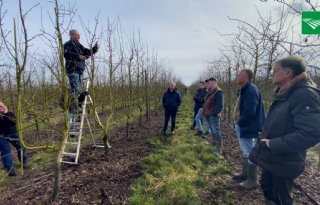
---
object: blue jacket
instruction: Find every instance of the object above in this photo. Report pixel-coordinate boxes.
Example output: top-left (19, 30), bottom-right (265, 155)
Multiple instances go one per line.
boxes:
top-left (162, 89), bottom-right (182, 111)
top-left (237, 82), bottom-right (265, 138)
top-left (193, 88), bottom-right (207, 109)
top-left (64, 40), bottom-right (98, 74)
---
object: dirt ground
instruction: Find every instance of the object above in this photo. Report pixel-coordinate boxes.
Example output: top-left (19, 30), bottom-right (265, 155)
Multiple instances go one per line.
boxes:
top-left (0, 111), bottom-right (319, 205)
top-left (0, 110), bottom-right (163, 205)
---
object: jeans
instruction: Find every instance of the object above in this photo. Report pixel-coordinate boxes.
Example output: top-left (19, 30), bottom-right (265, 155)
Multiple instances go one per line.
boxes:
top-left (235, 124), bottom-right (255, 164)
top-left (67, 72), bottom-right (82, 96)
top-left (195, 108), bottom-right (208, 133)
top-left (68, 72), bottom-right (82, 115)
top-left (163, 109), bottom-right (177, 132)
top-left (261, 169), bottom-right (294, 205)
top-left (0, 134), bottom-right (27, 172)
top-left (206, 115), bottom-right (222, 141)
top-left (192, 106), bottom-right (200, 128)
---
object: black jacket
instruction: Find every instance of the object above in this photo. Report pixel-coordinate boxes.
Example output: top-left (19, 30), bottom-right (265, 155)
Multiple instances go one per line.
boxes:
top-left (237, 82), bottom-right (265, 138)
top-left (0, 111), bottom-right (18, 137)
top-left (250, 74), bottom-right (320, 178)
top-left (64, 40), bottom-right (98, 74)
top-left (193, 88), bottom-right (207, 109)
top-left (162, 89), bottom-right (182, 111)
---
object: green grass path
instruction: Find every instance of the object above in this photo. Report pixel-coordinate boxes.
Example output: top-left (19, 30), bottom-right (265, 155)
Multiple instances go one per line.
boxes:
top-left (129, 93), bottom-right (235, 205)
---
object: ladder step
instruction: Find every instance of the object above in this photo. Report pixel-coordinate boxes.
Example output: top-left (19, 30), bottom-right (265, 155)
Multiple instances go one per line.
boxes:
top-left (69, 132), bottom-right (80, 136)
top-left (62, 152), bottom-right (77, 158)
top-left (61, 161), bottom-right (78, 165)
top-left (69, 120), bottom-right (81, 124)
top-left (69, 122), bottom-right (81, 126)
top-left (66, 142), bottom-right (78, 145)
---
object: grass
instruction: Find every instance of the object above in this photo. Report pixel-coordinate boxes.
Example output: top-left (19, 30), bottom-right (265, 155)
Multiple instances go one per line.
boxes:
top-left (128, 93), bottom-right (234, 205)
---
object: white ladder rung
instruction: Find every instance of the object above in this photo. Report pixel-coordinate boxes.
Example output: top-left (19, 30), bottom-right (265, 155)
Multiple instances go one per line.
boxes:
top-left (66, 142), bottom-right (78, 145)
top-left (61, 161), bottom-right (78, 165)
top-left (62, 152), bottom-right (77, 158)
top-left (69, 122), bottom-right (81, 126)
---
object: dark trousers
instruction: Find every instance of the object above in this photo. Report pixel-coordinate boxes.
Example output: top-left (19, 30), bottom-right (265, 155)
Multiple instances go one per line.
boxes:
top-left (261, 169), bottom-right (294, 205)
top-left (192, 106), bottom-right (200, 128)
top-left (163, 109), bottom-right (177, 132)
top-left (0, 134), bottom-right (28, 172)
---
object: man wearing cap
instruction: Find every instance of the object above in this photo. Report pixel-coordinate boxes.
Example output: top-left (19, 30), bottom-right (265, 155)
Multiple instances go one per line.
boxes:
top-left (202, 77), bottom-right (224, 154)
top-left (249, 56), bottom-right (320, 205)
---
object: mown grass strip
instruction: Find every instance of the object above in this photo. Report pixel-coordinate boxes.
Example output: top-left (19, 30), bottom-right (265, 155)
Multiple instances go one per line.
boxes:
top-left (129, 93), bottom-right (234, 205)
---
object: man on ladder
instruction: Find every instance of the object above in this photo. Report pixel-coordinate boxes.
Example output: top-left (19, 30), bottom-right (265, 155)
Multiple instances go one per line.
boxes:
top-left (61, 29), bottom-right (102, 164)
top-left (64, 29), bottom-right (99, 118)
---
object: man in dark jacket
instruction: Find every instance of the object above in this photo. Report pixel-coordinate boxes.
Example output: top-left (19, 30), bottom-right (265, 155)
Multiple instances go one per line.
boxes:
top-left (162, 81), bottom-right (182, 136)
top-left (233, 69), bottom-right (265, 190)
top-left (250, 56), bottom-right (320, 205)
top-left (0, 101), bottom-right (27, 176)
top-left (202, 77), bottom-right (224, 155)
top-left (194, 80), bottom-right (209, 136)
top-left (64, 29), bottom-right (99, 97)
top-left (191, 82), bottom-right (206, 130)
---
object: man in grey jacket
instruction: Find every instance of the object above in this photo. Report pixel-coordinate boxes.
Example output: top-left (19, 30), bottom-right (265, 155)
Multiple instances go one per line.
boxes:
top-left (250, 56), bottom-right (320, 205)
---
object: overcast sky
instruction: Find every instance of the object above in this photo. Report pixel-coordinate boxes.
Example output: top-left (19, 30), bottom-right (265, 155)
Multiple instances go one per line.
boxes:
top-left (3, 0), bottom-right (286, 85)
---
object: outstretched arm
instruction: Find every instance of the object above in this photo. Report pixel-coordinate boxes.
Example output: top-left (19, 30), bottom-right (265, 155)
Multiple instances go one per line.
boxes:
top-left (82, 43), bottom-right (99, 56)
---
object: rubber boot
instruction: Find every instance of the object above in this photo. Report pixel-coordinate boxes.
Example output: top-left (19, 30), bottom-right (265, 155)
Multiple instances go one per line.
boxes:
top-left (264, 198), bottom-right (277, 205)
top-left (233, 157), bottom-right (248, 181)
top-left (69, 93), bottom-right (79, 114)
top-left (239, 164), bottom-right (258, 190)
top-left (213, 139), bottom-right (222, 155)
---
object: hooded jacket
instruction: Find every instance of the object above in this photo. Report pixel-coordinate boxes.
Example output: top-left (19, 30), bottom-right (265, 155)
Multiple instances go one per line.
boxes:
top-left (250, 73), bottom-right (320, 178)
